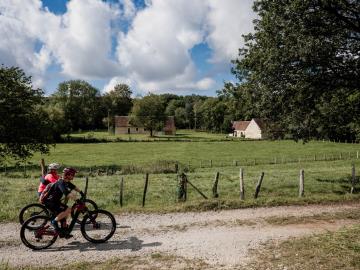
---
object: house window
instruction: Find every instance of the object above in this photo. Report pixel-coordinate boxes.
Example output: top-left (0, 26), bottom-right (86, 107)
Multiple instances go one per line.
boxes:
top-left (128, 128), bottom-right (130, 134)
top-left (136, 128), bottom-right (138, 132)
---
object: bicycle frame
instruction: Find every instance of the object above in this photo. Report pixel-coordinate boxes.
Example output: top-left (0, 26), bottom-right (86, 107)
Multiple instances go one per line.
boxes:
top-left (35, 177), bottom-right (98, 238)
top-left (34, 200), bottom-right (89, 237)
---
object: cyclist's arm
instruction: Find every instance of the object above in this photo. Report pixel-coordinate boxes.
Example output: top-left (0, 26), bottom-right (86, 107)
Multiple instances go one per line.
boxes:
top-left (66, 182), bottom-right (84, 198)
top-left (39, 177), bottom-right (50, 185)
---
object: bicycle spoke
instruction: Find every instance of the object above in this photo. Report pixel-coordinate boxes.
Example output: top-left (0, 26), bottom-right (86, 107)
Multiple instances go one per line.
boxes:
top-left (81, 210), bottom-right (116, 243)
top-left (20, 216), bottom-right (57, 250)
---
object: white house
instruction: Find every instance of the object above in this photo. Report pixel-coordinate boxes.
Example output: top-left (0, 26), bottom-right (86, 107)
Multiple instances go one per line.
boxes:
top-left (232, 118), bottom-right (265, 139)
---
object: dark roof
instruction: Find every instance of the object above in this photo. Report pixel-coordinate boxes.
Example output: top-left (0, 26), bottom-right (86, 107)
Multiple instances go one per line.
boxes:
top-left (232, 121), bottom-right (250, 131)
top-left (115, 116), bottom-right (130, 127)
top-left (252, 118), bottom-right (265, 129)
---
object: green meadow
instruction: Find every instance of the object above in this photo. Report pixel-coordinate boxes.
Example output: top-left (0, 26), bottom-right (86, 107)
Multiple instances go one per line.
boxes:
top-left (1, 132), bottom-right (359, 221)
top-left (26, 138), bottom-right (359, 169)
top-left (1, 158), bottom-right (359, 222)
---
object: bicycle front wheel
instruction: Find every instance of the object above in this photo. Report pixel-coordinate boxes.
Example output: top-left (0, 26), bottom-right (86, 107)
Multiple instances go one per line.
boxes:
top-left (81, 209), bottom-right (116, 243)
top-left (20, 215), bottom-right (58, 250)
top-left (19, 203), bottom-right (49, 226)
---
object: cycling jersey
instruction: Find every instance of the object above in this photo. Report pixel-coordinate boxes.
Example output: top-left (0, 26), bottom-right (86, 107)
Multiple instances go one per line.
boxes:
top-left (37, 172), bottom-right (60, 193)
top-left (43, 179), bottom-right (76, 204)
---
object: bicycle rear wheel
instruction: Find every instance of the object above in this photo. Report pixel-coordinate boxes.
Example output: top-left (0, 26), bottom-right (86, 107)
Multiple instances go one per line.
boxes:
top-left (81, 209), bottom-right (116, 243)
top-left (20, 215), bottom-right (58, 250)
top-left (19, 203), bottom-right (49, 226)
top-left (72, 199), bottom-right (98, 224)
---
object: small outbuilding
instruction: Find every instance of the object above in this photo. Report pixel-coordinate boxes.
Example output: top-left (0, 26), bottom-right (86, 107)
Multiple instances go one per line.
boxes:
top-left (232, 118), bottom-right (265, 139)
top-left (114, 116), bottom-right (146, 134)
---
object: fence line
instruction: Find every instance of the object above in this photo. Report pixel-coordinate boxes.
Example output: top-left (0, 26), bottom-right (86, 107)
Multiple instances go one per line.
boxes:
top-left (1, 151), bottom-right (359, 178)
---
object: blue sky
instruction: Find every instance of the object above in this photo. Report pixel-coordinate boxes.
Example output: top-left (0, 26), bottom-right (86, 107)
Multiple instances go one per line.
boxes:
top-left (0, 0), bottom-right (255, 96)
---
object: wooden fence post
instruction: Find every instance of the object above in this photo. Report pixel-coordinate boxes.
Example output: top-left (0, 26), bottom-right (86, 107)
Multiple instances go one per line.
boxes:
top-left (142, 173), bottom-right (149, 207)
top-left (84, 176), bottom-right (89, 196)
top-left (299, 169), bottom-right (304, 197)
top-left (239, 168), bottom-right (245, 200)
top-left (177, 173), bottom-right (187, 202)
top-left (212, 172), bottom-right (220, 198)
top-left (40, 159), bottom-right (46, 177)
top-left (351, 164), bottom-right (356, 194)
top-left (119, 177), bottom-right (124, 207)
top-left (254, 172), bottom-right (265, 199)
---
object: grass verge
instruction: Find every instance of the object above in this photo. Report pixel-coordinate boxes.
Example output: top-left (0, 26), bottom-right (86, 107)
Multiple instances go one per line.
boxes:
top-left (246, 225), bottom-right (360, 270)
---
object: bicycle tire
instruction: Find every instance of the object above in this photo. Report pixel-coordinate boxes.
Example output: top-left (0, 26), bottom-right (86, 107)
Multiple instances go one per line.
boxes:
top-left (20, 215), bottom-right (58, 250)
top-left (19, 203), bottom-right (49, 225)
top-left (72, 199), bottom-right (98, 224)
top-left (81, 209), bottom-right (116, 243)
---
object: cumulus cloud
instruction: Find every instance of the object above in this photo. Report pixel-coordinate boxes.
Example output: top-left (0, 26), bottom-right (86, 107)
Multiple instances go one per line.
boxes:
top-left (206, 0), bottom-right (255, 64)
top-left (0, 0), bottom-right (256, 93)
top-left (0, 0), bottom-right (58, 87)
top-left (114, 0), bottom-right (255, 93)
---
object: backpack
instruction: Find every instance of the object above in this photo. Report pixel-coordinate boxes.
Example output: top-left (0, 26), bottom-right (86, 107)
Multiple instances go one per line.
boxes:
top-left (39, 182), bottom-right (55, 204)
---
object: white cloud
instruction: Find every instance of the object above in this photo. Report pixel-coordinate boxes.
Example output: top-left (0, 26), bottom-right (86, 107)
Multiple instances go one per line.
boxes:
top-left (102, 76), bottom-right (134, 93)
top-left (50, 0), bottom-right (120, 78)
top-left (114, 0), bottom-right (255, 93)
top-left (0, 0), bottom-right (256, 94)
top-left (206, 0), bottom-right (255, 64)
top-left (0, 0), bottom-right (58, 87)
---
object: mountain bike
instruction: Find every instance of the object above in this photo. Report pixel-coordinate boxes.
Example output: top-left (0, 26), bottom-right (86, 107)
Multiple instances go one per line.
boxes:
top-left (19, 199), bottom-right (98, 225)
top-left (19, 177), bottom-right (97, 225)
top-left (20, 196), bottom-right (116, 250)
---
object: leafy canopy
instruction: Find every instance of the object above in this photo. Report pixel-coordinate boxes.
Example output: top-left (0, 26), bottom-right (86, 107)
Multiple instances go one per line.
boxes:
top-left (0, 66), bottom-right (53, 162)
top-left (229, 0), bottom-right (360, 141)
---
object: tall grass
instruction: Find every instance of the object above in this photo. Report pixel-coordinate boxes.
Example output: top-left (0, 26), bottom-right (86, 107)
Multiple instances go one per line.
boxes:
top-left (2, 159), bottom-right (359, 222)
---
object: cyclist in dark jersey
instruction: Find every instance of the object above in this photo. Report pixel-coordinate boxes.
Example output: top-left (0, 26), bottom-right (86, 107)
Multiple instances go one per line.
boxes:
top-left (43, 167), bottom-right (84, 237)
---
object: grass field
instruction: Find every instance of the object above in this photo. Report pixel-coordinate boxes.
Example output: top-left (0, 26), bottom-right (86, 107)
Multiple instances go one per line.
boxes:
top-left (1, 134), bottom-right (359, 221)
top-left (0, 138), bottom-right (357, 174)
top-left (68, 129), bottom-right (228, 141)
top-left (1, 159), bottom-right (359, 222)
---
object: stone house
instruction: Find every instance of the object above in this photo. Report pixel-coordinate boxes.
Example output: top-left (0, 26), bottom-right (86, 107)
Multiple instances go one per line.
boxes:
top-left (114, 116), bottom-right (146, 134)
top-left (232, 118), bottom-right (265, 139)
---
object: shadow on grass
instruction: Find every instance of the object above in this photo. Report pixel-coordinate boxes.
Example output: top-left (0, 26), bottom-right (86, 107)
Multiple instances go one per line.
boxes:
top-left (41, 236), bottom-right (161, 253)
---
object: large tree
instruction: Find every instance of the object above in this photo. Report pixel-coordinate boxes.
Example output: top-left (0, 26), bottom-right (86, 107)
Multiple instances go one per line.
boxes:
top-left (103, 83), bottom-right (133, 116)
top-left (231, 0), bottom-right (360, 141)
top-left (130, 94), bottom-right (166, 136)
top-left (0, 66), bottom-right (53, 162)
top-left (51, 80), bottom-right (102, 132)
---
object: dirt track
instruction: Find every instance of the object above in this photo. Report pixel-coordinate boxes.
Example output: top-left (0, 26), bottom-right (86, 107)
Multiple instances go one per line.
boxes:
top-left (1, 202), bottom-right (359, 268)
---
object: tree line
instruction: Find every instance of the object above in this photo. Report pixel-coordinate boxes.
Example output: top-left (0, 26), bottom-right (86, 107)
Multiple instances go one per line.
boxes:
top-left (1, 0), bottom-right (359, 163)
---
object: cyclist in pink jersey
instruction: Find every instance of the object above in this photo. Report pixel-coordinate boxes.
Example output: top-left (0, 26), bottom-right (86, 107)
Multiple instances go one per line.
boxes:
top-left (37, 163), bottom-right (61, 197)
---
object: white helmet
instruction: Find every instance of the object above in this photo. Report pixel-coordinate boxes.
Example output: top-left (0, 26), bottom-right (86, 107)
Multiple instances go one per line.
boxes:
top-left (48, 163), bottom-right (61, 170)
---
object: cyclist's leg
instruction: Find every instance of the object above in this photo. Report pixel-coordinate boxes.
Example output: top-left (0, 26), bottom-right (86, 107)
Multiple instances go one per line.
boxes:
top-left (45, 202), bottom-right (68, 233)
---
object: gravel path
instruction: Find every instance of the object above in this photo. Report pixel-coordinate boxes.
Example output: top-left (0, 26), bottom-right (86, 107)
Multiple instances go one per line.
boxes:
top-left (1, 202), bottom-right (359, 268)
